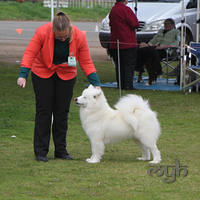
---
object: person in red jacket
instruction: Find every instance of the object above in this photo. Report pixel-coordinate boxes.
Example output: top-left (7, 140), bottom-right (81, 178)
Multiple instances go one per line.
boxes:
top-left (17, 12), bottom-right (101, 162)
top-left (109, 0), bottom-right (139, 90)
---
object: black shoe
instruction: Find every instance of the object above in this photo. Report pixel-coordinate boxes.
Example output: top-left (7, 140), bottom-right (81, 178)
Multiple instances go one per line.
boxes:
top-left (174, 81), bottom-right (180, 85)
top-left (55, 154), bottom-right (73, 160)
top-left (36, 156), bottom-right (48, 162)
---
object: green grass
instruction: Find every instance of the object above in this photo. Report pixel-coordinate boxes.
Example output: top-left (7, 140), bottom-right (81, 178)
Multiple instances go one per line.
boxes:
top-left (0, 2), bottom-right (110, 21)
top-left (0, 61), bottom-right (200, 200)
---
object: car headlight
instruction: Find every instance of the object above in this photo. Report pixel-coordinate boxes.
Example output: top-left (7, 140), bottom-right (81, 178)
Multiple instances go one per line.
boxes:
top-left (142, 20), bottom-right (165, 32)
top-left (101, 18), bottom-right (110, 32)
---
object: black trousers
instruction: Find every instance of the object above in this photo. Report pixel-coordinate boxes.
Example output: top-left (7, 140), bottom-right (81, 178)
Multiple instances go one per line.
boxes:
top-left (31, 72), bottom-right (76, 157)
top-left (136, 47), bottom-right (163, 76)
top-left (110, 48), bottom-right (137, 89)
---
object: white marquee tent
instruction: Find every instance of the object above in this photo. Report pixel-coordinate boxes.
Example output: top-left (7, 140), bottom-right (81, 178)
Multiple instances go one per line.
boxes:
top-left (49, 0), bottom-right (200, 92)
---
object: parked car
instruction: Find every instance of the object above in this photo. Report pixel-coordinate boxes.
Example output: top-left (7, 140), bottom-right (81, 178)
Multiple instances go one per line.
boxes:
top-left (99, 0), bottom-right (197, 51)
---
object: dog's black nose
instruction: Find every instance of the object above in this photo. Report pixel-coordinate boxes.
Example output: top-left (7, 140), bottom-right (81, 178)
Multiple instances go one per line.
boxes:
top-left (74, 98), bottom-right (77, 102)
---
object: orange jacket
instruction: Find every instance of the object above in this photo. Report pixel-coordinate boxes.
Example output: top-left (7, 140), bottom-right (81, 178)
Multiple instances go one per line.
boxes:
top-left (21, 23), bottom-right (96, 80)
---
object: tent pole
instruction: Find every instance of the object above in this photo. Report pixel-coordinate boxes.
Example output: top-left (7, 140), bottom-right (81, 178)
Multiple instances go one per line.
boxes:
top-left (180, 0), bottom-right (185, 91)
top-left (196, 0), bottom-right (200, 42)
top-left (134, 0), bottom-right (138, 17)
top-left (51, 0), bottom-right (54, 21)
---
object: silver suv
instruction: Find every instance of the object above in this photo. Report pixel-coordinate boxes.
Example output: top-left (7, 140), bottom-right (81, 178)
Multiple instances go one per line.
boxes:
top-left (99, 0), bottom-right (197, 50)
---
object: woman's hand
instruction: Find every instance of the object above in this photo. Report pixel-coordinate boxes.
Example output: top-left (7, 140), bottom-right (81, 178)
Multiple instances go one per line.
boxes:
top-left (17, 77), bottom-right (26, 88)
top-left (156, 45), bottom-right (172, 49)
top-left (139, 42), bottom-right (148, 48)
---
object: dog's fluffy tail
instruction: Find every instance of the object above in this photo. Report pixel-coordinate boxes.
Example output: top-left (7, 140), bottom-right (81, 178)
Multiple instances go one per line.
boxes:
top-left (114, 94), bottom-right (152, 131)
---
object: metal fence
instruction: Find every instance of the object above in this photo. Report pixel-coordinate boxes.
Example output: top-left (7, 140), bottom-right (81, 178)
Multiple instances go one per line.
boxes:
top-left (43, 0), bottom-right (115, 8)
top-left (68, 0), bottom-right (115, 8)
top-left (0, 0), bottom-right (115, 7)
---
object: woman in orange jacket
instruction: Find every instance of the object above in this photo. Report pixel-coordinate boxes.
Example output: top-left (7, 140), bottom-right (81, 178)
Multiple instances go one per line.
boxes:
top-left (17, 12), bottom-right (101, 162)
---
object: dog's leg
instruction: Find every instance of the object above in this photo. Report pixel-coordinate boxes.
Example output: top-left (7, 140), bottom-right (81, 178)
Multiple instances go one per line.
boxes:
top-left (135, 140), bottom-right (151, 161)
top-left (86, 140), bottom-right (105, 163)
top-left (137, 147), bottom-right (151, 161)
top-left (148, 144), bottom-right (161, 164)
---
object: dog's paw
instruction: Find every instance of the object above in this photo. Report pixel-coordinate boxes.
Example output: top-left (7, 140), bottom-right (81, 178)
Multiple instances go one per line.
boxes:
top-left (86, 158), bottom-right (100, 164)
top-left (149, 159), bottom-right (161, 164)
top-left (137, 157), bottom-right (150, 161)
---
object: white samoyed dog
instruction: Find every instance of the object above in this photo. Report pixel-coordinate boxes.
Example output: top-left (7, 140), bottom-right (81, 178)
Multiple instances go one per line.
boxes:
top-left (74, 85), bottom-right (161, 164)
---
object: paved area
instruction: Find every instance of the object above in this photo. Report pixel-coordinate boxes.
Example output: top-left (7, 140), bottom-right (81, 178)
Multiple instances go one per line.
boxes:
top-left (0, 21), bottom-right (108, 63)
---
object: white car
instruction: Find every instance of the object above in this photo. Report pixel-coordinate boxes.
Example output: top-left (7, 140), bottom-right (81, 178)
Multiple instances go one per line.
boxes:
top-left (99, 0), bottom-right (197, 50)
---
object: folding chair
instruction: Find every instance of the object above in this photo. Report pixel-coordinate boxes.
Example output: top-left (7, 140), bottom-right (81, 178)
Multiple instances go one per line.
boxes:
top-left (184, 42), bottom-right (200, 92)
top-left (161, 46), bottom-right (180, 84)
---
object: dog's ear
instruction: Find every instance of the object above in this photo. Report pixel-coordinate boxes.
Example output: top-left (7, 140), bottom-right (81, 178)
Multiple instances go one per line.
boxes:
top-left (94, 90), bottom-right (102, 99)
top-left (88, 84), bottom-right (94, 89)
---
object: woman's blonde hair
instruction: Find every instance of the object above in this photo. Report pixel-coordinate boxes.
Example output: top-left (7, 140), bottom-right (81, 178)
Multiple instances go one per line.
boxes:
top-left (53, 11), bottom-right (73, 42)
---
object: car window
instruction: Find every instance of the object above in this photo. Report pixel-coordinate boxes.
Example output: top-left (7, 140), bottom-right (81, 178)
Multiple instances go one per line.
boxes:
top-left (137, 0), bottom-right (180, 2)
top-left (186, 0), bottom-right (197, 9)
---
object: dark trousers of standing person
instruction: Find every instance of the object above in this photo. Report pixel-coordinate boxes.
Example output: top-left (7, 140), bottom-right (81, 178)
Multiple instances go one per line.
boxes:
top-left (31, 72), bottom-right (76, 158)
top-left (110, 48), bottom-right (137, 90)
